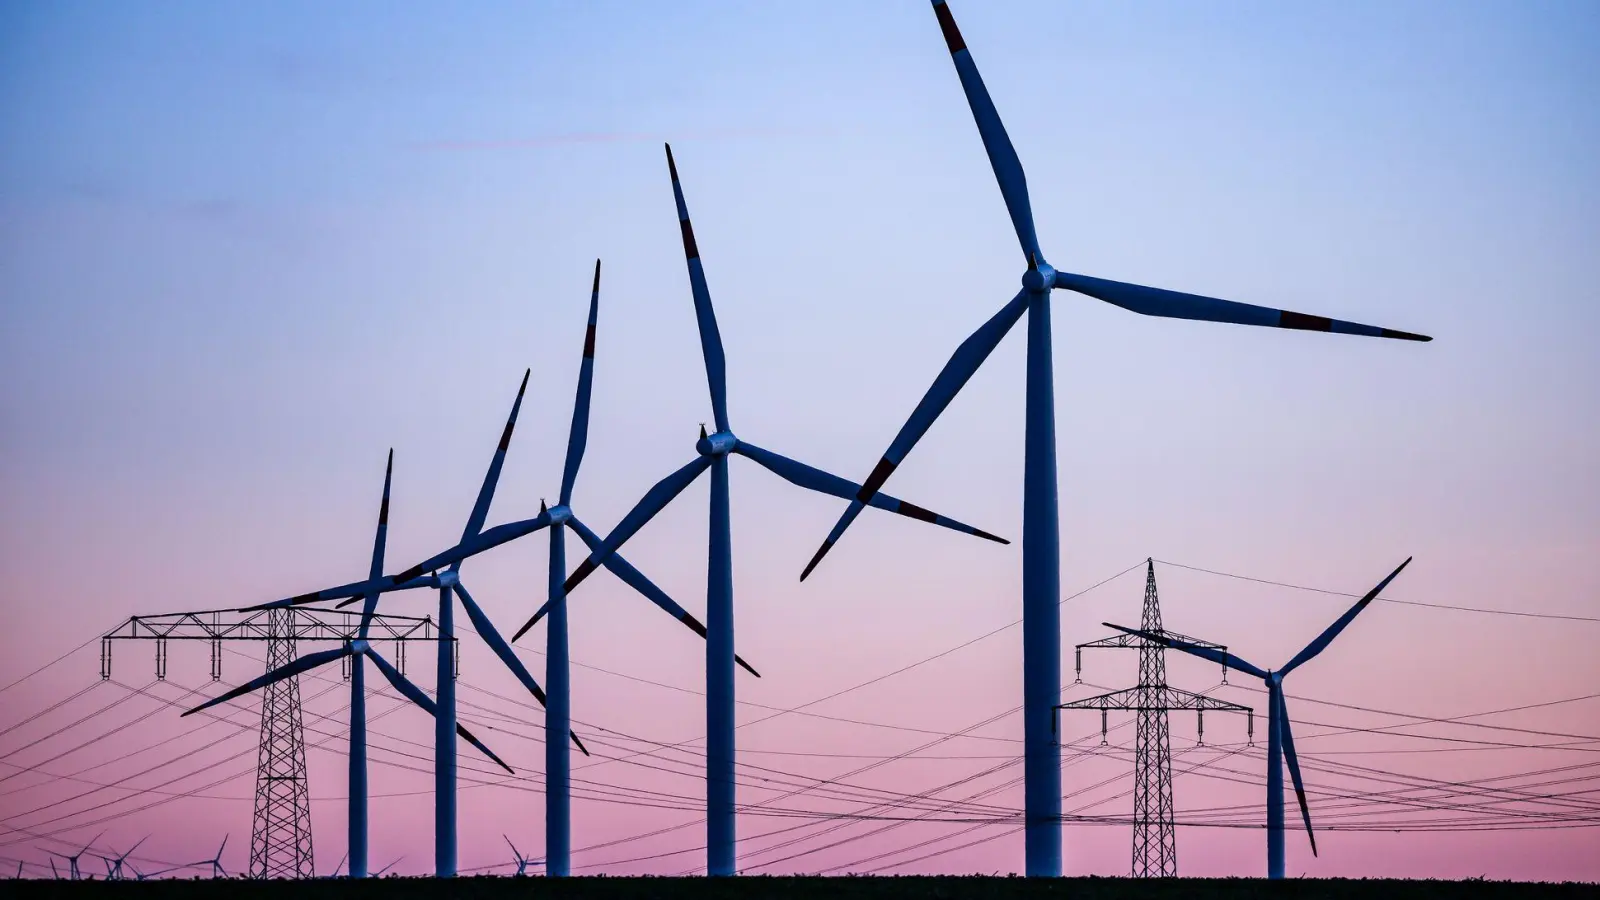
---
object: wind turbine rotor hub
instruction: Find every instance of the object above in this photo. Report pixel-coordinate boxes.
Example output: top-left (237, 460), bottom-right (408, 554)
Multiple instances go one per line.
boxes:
top-left (436, 570), bottom-right (460, 588)
top-left (546, 504), bottom-right (573, 525)
top-left (697, 430), bottom-right (739, 457)
top-left (1021, 261), bottom-right (1057, 293)
top-left (350, 638), bottom-right (369, 654)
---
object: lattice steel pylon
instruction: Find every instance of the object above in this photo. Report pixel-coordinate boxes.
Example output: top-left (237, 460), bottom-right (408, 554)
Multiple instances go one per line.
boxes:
top-left (102, 604), bottom-right (441, 880)
top-left (250, 605), bottom-right (315, 879)
top-left (1059, 559), bottom-right (1252, 878)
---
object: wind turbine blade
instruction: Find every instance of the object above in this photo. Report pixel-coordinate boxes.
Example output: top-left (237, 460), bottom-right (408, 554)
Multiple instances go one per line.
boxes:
top-left (1281, 557), bottom-right (1411, 676)
top-left (1277, 692), bottom-right (1317, 856)
top-left (560, 260), bottom-right (601, 506)
top-left (504, 835), bottom-right (519, 858)
top-left (182, 646), bottom-right (350, 716)
top-left (1053, 271), bottom-right (1431, 342)
top-left (359, 450), bottom-right (396, 639)
top-left (803, 290), bottom-right (1028, 580)
top-left (459, 369), bottom-right (532, 548)
top-left (364, 646), bottom-right (515, 773)
top-left (389, 511), bottom-right (556, 586)
top-left (243, 576), bottom-right (392, 611)
top-left (454, 583), bottom-right (589, 754)
top-left (1102, 623), bottom-right (1269, 680)
top-left (369, 449), bottom-right (393, 582)
top-left (736, 441), bottom-right (1008, 547)
top-left (665, 144), bottom-right (729, 432)
top-left (451, 583), bottom-right (547, 707)
top-left (332, 574), bottom-right (436, 609)
top-left (566, 517), bottom-right (760, 677)
top-left (556, 455), bottom-right (712, 599)
top-left (929, 1), bottom-right (1039, 261)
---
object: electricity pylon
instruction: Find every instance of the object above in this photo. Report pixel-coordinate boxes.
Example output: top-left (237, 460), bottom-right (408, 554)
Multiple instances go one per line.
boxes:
top-left (250, 605), bottom-right (315, 878)
top-left (1059, 559), bottom-right (1252, 877)
top-left (102, 605), bottom-right (445, 878)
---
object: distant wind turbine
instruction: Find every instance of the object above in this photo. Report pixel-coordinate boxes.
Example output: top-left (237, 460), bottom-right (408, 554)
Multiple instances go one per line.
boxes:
top-left (504, 835), bottom-right (536, 877)
top-left (99, 835), bottom-right (148, 880)
top-left (54, 832), bottom-right (103, 880)
top-left (189, 835), bottom-right (229, 879)
top-left (804, 1), bottom-right (1432, 877)
top-left (1107, 558), bottom-right (1413, 878)
top-left (546, 144), bottom-right (1008, 876)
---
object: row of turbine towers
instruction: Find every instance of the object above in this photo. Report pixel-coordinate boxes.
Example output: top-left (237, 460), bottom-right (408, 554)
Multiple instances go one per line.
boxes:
top-left (182, 0), bottom-right (1429, 880)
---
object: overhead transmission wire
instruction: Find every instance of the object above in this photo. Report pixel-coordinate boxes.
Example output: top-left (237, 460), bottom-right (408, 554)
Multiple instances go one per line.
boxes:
top-left (1154, 558), bottom-right (1600, 623)
top-left (8, 555), bottom-right (1596, 872)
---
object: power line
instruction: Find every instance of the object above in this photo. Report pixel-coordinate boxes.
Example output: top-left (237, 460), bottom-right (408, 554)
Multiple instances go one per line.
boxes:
top-left (1154, 559), bottom-right (1600, 623)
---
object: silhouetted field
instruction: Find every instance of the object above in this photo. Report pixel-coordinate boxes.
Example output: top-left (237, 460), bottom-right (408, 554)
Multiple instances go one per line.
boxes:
top-left (12, 876), bottom-right (1597, 899)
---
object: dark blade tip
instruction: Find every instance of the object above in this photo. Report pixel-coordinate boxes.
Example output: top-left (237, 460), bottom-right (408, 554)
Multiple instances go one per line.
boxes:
top-left (800, 540), bottom-right (833, 582)
top-left (1382, 328), bottom-right (1432, 342)
top-left (179, 708), bottom-right (199, 718)
top-left (976, 530), bottom-right (1011, 545)
top-left (335, 596), bottom-right (360, 609)
top-left (933, 1), bottom-right (966, 54)
top-left (679, 612), bottom-right (710, 639)
top-left (519, 368), bottom-right (531, 392)
top-left (735, 655), bottom-right (762, 678)
top-left (592, 258), bottom-right (601, 293)
top-left (572, 733), bottom-right (591, 757)
top-left (510, 620), bottom-right (535, 643)
top-left (679, 217), bottom-right (700, 260)
top-left (859, 457), bottom-right (898, 501)
top-left (1279, 310), bottom-right (1334, 333)
top-left (665, 143), bottom-right (679, 181)
top-left (562, 559), bottom-right (598, 594)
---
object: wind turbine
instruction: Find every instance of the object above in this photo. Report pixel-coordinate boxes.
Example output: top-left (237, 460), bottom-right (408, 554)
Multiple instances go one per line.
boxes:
top-left (802, 1), bottom-right (1433, 877)
top-left (55, 831), bottom-right (102, 880)
top-left (99, 835), bottom-right (148, 880)
top-left (185, 451), bottom-right (518, 879)
top-left (190, 835), bottom-right (229, 879)
top-left (414, 260), bottom-right (757, 876)
top-left (504, 835), bottom-right (535, 876)
top-left (344, 371), bottom-right (571, 877)
top-left (374, 855), bottom-right (405, 877)
top-left (551, 144), bottom-right (1008, 877)
top-left (1106, 557), bottom-right (1412, 878)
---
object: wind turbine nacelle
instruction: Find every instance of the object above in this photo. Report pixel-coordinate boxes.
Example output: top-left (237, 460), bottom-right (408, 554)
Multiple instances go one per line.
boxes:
top-left (1022, 261), bottom-right (1057, 293)
top-left (436, 570), bottom-right (460, 588)
top-left (547, 504), bottom-right (573, 525)
top-left (697, 430), bottom-right (739, 457)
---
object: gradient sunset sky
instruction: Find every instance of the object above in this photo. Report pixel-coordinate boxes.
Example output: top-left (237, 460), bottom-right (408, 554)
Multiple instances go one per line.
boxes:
top-left (2, 0), bottom-right (1597, 881)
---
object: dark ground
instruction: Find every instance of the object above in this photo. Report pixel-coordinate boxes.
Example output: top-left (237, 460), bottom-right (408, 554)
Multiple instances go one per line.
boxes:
top-left (10, 877), bottom-right (1597, 899)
